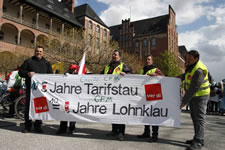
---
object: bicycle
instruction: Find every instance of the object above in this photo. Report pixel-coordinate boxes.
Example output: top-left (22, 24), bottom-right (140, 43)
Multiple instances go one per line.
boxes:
top-left (0, 89), bottom-right (14, 113)
top-left (14, 94), bottom-right (26, 120)
top-left (0, 86), bottom-right (25, 120)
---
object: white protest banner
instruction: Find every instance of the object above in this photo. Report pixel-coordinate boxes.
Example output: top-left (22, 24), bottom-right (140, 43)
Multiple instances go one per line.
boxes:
top-left (30, 74), bottom-right (181, 127)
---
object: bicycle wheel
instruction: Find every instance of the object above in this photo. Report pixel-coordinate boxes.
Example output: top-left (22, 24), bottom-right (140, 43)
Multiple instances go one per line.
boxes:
top-left (0, 92), bottom-right (11, 112)
top-left (14, 95), bottom-right (26, 120)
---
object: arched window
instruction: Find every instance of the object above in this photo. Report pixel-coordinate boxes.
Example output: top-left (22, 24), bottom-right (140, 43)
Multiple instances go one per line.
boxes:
top-left (88, 21), bottom-right (92, 29)
top-left (96, 25), bottom-right (100, 33)
top-left (104, 29), bottom-right (107, 37)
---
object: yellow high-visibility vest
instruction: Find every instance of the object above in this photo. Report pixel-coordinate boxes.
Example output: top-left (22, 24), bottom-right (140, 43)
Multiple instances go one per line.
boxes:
top-left (140, 68), bottom-right (157, 75)
top-left (185, 60), bottom-right (210, 97)
top-left (104, 63), bottom-right (124, 74)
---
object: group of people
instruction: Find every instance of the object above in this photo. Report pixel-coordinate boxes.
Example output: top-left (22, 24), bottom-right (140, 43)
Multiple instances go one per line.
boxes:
top-left (16, 45), bottom-right (213, 150)
top-left (207, 81), bottom-right (225, 115)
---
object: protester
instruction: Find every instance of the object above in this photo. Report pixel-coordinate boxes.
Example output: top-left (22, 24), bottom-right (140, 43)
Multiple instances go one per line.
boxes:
top-left (102, 49), bottom-right (131, 141)
top-left (19, 46), bottom-right (53, 133)
top-left (208, 82), bottom-right (219, 114)
top-left (56, 64), bottom-right (78, 134)
top-left (137, 55), bottom-right (164, 142)
top-left (178, 50), bottom-right (210, 150)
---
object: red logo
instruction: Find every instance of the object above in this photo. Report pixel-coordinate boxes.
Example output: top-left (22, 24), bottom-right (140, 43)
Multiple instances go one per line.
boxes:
top-left (65, 101), bottom-right (69, 112)
top-left (145, 83), bottom-right (163, 101)
top-left (115, 67), bottom-right (120, 72)
top-left (187, 75), bottom-right (192, 80)
top-left (33, 96), bottom-right (49, 113)
top-left (41, 82), bottom-right (48, 92)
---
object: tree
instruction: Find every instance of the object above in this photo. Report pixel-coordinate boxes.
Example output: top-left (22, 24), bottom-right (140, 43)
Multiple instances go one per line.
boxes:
top-left (121, 50), bottom-right (144, 74)
top-left (35, 28), bottom-right (146, 74)
top-left (154, 50), bottom-right (182, 77)
top-left (0, 51), bottom-right (29, 76)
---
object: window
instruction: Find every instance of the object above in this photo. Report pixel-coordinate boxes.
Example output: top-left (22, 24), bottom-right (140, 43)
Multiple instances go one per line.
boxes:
top-left (96, 25), bottom-right (100, 33)
top-left (45, 24), bottom-right (50, 29)
top-left (103, 42), bottom-right (107, 49)
top-left (57, 28), bottom-right (61, 33)
top-left (47, 4), bottom-right (53, 10)
top-left (88, 34), bottom-right (92, 45)
top-left (48, 0), bottom-right (54, 4)
top-left (96, 38), bottom-right (100, 48)
top-left (32, 18), bottom-right (36, 24)
top-left (64, 8), bottom-right (69, 12)
top-left (3, 6), bottom-right (7, 12)
top-left (104, 29), bottom-right (107, 37)
top-left (135, 41), bottom-right (139, 48)
top-left (152, 37), bottom-right (156, 46)
top-left (120, 36), bottom-right (122, 41)
top-left (143, 39), bottom-right (147, 47)
top-left (88, 21), bottom-right (92, 29)
top-left (0, 31), bottom-right (4, 40)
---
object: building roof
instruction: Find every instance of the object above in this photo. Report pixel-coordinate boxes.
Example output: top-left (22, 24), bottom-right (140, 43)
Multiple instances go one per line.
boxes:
top-left (179, 45), bottom-right (188, 59)
top-left (74, 3), bottom-right (108, 28)
top-left (110, 15), bottom-right (169, 41)
top-left (23, 0), bottom-right (83, 28)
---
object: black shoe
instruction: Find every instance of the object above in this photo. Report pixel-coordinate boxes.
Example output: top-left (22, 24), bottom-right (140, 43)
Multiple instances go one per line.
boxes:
top-left (186, 142), bottom-right (202, 150)
top-left (186, 140), bottom-right (204, 146)
top-left (137, 132), bottom-right (150, 138)
top-left (118, 133), bottom-right (124, 141)
top-left (34, 128), bottom-right (43, 133)
top-left (68, 130), bottom-right (75, 134)
top-left (56, 129), bottom-right (67, 135)
top-left (186, 140), bottom-right (193, 144)
top-left (149, 136), bottom-right (158, 142)
top-left (22, 128), bottom-right (31, 133)
top-left (106, 132), bottom-right (118, 137)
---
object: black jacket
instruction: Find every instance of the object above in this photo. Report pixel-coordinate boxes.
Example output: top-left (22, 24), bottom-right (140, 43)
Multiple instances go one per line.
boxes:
top-left (19, 56), bottom-right (53, 89)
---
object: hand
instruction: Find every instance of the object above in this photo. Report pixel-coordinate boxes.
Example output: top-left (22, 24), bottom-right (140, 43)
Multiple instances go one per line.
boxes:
top-left (147, 73), bottom-right (156, 76)
top-left (180, 103), bottom-right (185, 109)
top-left (120, 72), bottom-right (126, 76)
top-left (28, 72), bottom-right (35, 77)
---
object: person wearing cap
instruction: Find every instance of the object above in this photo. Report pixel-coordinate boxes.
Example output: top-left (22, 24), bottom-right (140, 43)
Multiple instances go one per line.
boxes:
top-left (178, 50), bottom-right (210, 150)
top-left (137, 55), bottom-right (164, 142)
top-left (102, 49), bottom-right (132, 141)
top-left (56, 64), bottom-right (78, 134)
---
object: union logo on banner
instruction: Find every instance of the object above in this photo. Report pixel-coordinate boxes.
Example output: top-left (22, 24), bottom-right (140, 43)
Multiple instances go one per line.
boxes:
top-left (144, 83), bottom-right (163, 101)
top-left (33, 96), bottom-right (49, 113)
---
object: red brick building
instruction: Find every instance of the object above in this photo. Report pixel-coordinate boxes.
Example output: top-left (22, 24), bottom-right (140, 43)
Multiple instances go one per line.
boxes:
top-left (110, 5), bottom-right (184, 69)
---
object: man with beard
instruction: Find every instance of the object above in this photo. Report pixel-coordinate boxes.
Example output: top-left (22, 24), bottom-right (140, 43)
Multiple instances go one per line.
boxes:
top-left (179, 50), bottom-right (210, 150)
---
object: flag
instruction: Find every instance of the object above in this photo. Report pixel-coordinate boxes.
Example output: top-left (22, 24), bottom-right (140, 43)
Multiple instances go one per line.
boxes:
top-left (78, 52), bottom-right (85, 75)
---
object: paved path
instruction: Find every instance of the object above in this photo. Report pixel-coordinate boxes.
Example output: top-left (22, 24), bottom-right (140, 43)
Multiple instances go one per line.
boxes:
top-left (0, 111), bottom-right (224, 150)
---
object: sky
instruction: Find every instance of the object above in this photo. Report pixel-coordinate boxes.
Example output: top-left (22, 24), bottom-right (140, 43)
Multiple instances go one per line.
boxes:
top-left (75, 0), bottom-right (225, 82)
